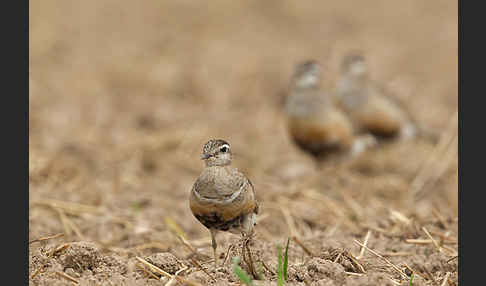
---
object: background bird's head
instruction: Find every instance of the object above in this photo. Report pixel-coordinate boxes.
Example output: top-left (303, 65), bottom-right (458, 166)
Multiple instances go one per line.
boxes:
top-left (201, 139), bottom-right (232, 166)
top-left (341, 52), bottom-right (367, 78)
top-left (291, 60), bottom-right (322, 90)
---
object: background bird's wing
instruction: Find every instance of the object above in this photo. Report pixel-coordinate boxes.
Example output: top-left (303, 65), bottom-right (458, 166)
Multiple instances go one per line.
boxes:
top-left (370, 82), bottom-right (414, 123)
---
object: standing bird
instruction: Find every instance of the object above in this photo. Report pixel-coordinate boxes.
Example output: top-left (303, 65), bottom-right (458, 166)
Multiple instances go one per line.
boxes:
top-left (284, 60), bottom-right (375, 160)
top-left (336, 52), bottom-right (417, 140)
top-left (189, 139), bottom-right (259, 268)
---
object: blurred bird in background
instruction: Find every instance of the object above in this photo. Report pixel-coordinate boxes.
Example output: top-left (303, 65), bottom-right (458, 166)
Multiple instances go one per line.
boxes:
top-left (335, 52), bottom-right (419, 141)
top-left (284, 60), bottom-right (376, 161)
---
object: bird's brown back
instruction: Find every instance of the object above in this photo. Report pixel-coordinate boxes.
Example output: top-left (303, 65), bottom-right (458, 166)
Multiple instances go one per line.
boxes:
top-left (337, 74), bottom-right (411, 137)
top-left (356, 85), bottom-right (407, 136)
top-left (336, 51), bottom-right (419, 139)
top-left (285, 88), bottom-right (354, 156)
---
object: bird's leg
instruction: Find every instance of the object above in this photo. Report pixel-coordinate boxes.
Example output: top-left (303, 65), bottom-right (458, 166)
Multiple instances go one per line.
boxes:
top-left (210, 229), bottom-right (218, 269)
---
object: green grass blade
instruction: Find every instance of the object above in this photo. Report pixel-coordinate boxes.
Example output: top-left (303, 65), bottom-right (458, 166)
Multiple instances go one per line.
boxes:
top-left (277, 246), bottom-right (283, 286)
top-left (409, 273), bottom-right (414, 286)
top-left (233, 256), bottom-right (254, 286)
top-left (283, 238), bottom-right (290, 281)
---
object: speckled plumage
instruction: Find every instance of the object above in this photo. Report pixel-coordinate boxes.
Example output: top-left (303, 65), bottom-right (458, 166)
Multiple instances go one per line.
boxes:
top-left (202, 139), bottom-right (230, 157)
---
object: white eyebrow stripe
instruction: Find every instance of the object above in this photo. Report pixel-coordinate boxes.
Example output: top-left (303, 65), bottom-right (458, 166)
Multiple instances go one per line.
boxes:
top-left (220, 144), bottom-right (230, 150)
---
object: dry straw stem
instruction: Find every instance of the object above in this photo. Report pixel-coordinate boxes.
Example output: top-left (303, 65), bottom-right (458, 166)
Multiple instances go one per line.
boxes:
top-left (29, 233), bottom-right (64, 244)
top-left (177, 235), bottom-right (198, 256)
top-left (333, 252), bottom-right (342, 263)
top-left (108, 216), bottom-right (134, 229)
top-left (410, 110), bottom-right (458, 202)
top-left (280, 205), bottom-right (298, 238)
top-left (56, 208), bottom-right (85, 240)
top-left (292, 236), bottom-right (314, 257)
top-left (421, 227), bottom-right (458, 256)
top-left (389, 210), bottom-right (411, 225)
top-left (165, 217), bottom-right (198, 255)
top-left (30, 267), bottom-right (44, 280)
top-left (356, 230), bottom-right (372, 259)
top-left (31, 243), bottom-right (70, 279)
top-left (431, 209), bottom-right (450, 229)
top-left (190, 258), bottom-right (216, 282)
top-left (164, 216), bottom-right (188, 240)
top-left (441, 245), bottom-right (458, 256)
top-left (389, 278), bottom-right (402, 285)
top-left (31, 199), bottom-right (102, 215)
top-left (136, 262), bottom-right (161, 280)
top-left (258, 259), bottom-right (275, 276)
top-left (418, 135), bottom-right (457, 201)
top-left (345, 271), bottom-right (364, 276)
top-left (429, 228), bottom-right (456, 240)
top-left (405, 239), bottom-right (457, 245)
top-left (422, 227), bottom-right (443, 253)
top-left (134, 242), bottom-right (170, 252)
top-left (401, 263), bottom-right (425, 281)
top-left (302, 189), bottom-right (346, 217)
top-left (166, 266), bottom-right (189, 286)
top-left (344, 251), bottom-right (366, 273)
top-left (353, 239), bottom-right (409, 280)
top-left (360, 224), bottom-right (402, 238)
top-left (135, 256), bottom-right (202, 286)
top-left (187, 237), bottom-right (212, 248)
top-left (55, 271), bottom-right (79, 284)
top-left (446, 255), bottom-right (458, 263)
top-left (301, 189), bottom-right (360, 233)
top-left (422, 267), bottom-right (439, 286)
top-left (136, 256), bottom-right (173, 279)
top-left (440, 272), bottom-right (451, 286)
top-left (52, 243), bottom-right (70, 255)
top-left (264, 201), bottom-right (302, 238)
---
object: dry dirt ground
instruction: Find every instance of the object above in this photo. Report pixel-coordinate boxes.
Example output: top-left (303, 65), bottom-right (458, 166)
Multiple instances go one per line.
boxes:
top-left (29, 1), bottom-right (458, 285)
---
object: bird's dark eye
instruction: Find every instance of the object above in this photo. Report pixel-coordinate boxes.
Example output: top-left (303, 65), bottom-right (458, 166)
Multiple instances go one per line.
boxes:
top-left (220, 146), bottom-right (228, 153)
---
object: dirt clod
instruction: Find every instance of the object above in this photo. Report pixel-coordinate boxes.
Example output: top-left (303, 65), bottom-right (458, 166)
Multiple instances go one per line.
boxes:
top-left (346, 272), bottom-right (397, 286)
top-left (145, 252), bottom-right (181, 274)
top-left (58, 242), bottom-right (100, 272)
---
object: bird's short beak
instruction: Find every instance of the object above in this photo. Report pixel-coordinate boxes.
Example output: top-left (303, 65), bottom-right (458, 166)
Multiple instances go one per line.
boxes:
top-left (200, 154), bottom-right (210, 160)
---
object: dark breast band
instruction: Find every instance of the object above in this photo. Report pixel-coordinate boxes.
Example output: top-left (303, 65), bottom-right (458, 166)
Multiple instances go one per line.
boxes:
top-left (194, 212), bottom-right (245, 231)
